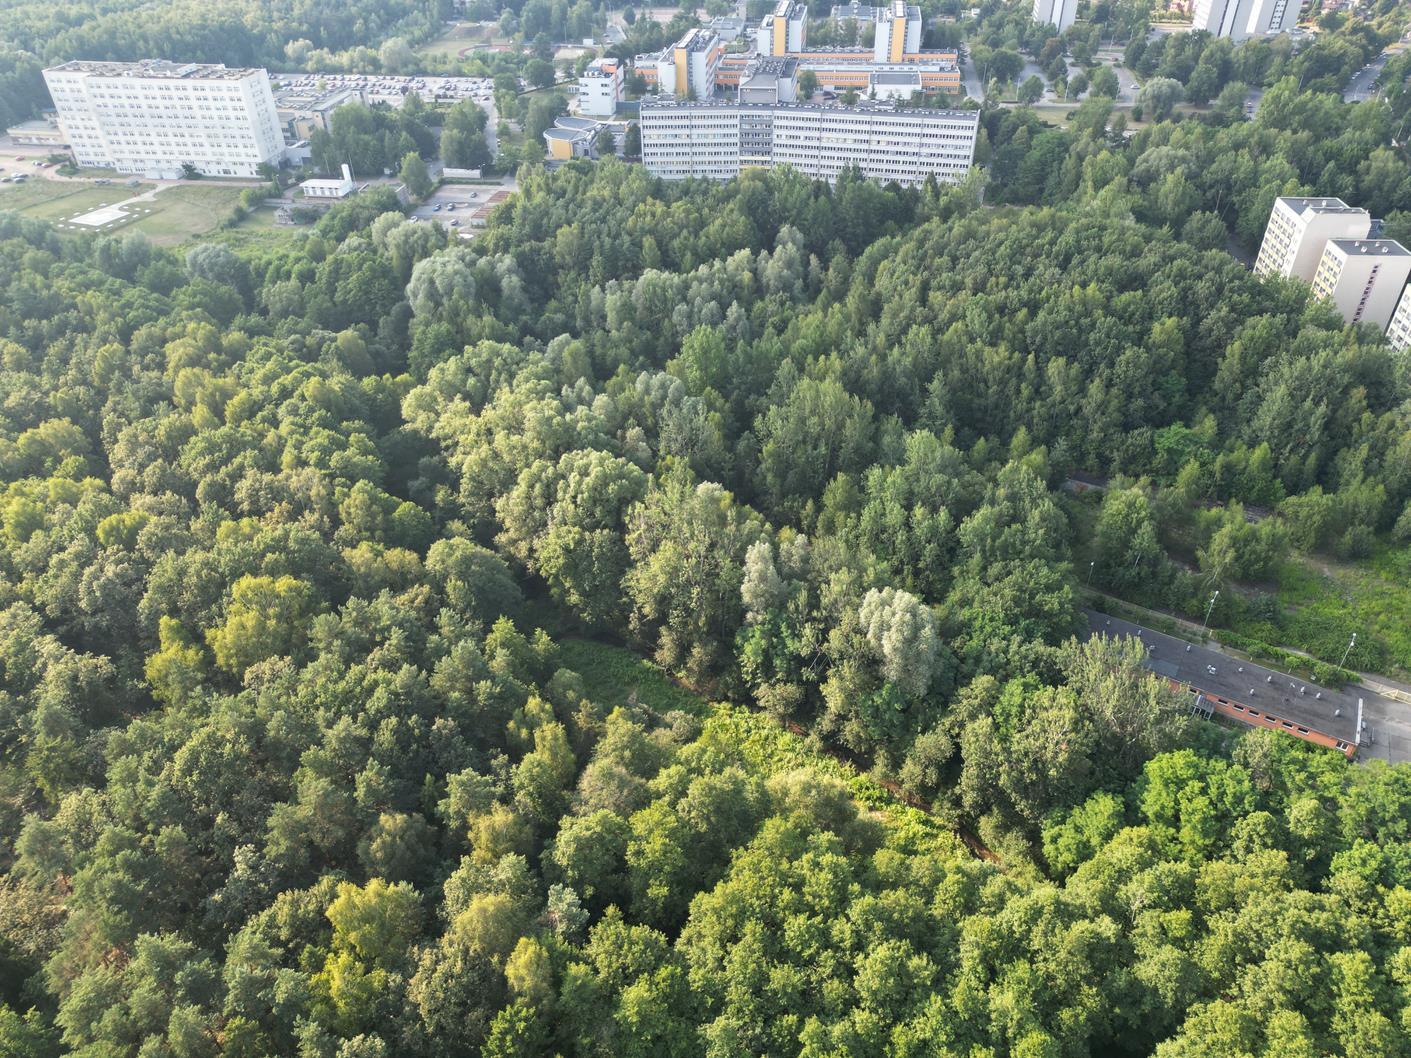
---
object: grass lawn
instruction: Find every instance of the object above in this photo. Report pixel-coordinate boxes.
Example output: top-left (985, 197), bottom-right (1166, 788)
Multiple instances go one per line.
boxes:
top-left (123, 184), bottom-right (246, 246)
top-left (204, 206), bottom-right (305, 249)
top-left (1229, 549), bottom-right (1411, 680)
top-left (0, 179), bottom-right (144, 218)
top-left (0, 178), bottom-right (246, 245)
top-left (417, 22), bottom-right (509, 59)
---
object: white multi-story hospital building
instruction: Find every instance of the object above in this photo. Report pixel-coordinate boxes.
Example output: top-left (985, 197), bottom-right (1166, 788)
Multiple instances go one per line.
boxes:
top-left (43, 59), bottom-right (286, 178)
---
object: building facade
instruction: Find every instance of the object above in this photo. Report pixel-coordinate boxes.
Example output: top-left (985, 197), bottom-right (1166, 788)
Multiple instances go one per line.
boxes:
top-left (1311, 239), bottom-right (1411, 331)
top-left (1193, 0), bottom-right (1254, 37)
top-left (759, 0), bottom-right (809, 56)
top-left (44, 59), bottom-right (285, 177)
top-left (739, 59), bottom-right (800, 104)
top-left (874, 1), bottom-right (923, 62)
top-left (1194, 0), bottom-right (1301, 38)
top-left (1244, 0), bottom-right (1303, 38)
top-left (578, 57), bottom-right (623, 117)
top-left (1254, 196), bottom-right (1372, 282)
top-left (272, 84), bottom-right (365, 141)
top-left (1388, 284), bottom-right (1411, 350)
top-left (640, 100), bottom-right (978, 186)
top-left (1031, 0), bottom-right (1077, 32)
top-left (637, 28), bottom-right (724, 98)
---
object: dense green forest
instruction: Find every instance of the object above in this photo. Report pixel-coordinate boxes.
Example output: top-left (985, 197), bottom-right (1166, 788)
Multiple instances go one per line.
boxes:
top-left (2, 149), bottom-right (1411, 1055)
top-left (0, 0), bottom-right (450, 68)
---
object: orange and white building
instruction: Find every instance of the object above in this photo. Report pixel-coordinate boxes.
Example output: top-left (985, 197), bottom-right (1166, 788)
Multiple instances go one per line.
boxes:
top-left (635, 27), bottom-right (724, 99)
top-left (578, 57), bottom-right (623, 117)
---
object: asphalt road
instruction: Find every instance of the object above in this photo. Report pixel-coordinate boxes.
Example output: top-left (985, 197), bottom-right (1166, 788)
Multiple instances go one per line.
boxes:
top-left (1086, 610), bottom-right (1411, 764)
top-left (1345, 53), bottom-right (1389, 103)
top-left (1355, 687), bottom-right (1411, 765)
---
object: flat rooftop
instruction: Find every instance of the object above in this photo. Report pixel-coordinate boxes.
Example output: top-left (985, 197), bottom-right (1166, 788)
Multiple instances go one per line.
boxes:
top-left (556, 115), bottom-right (602, 131)
top-left (794, 50), bottom-right (958, 69)
top-left (751, 58), bottom-right (800, 75)
top-left (641, 99), bottom-right (978, 120)
top-left (873, 71), bottom-right (922, 84)
top-left (681, 28), bottom-right (718, 51)
top-left (273, 85), bottom-right (363, 110)
top-left (1084, 610), bottom-right (1361, 746)
top-left (1325, 238), bottom-right (1411, 257)
top-left (46, 59), bottom-right (257, 80)
top-left (1279, 195), bottom-right (1368, 216)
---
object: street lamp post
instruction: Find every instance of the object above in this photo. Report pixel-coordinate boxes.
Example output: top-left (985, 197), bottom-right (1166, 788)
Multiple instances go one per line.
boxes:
top-left (1087, 560), bottom-right (1095, 587)
top-left (1340, 632), bottom-right (1358, 671)
top-left (1199, 589), bottom-right (1220, 637)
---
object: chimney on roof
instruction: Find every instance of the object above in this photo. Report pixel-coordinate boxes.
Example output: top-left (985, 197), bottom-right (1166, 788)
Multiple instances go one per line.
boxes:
top-left (341, 163), bottom-right (352, 182)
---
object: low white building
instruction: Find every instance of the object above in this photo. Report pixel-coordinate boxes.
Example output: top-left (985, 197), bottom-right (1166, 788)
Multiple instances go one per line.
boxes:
top-left (1311, 238), bottom-right (1411, 332)
top-left (300, 163), bottom-right (356, 198)
top-left (739, 59), bottom-right (799, 105)
top-left (1254, 196), bottom-right (1372, 282)
top-left (43, 59), bottom-right (285, 178)
top-left (640, 100), bottom-right (978, 187)
top-left (543, 115), bottom-right (629, 161)
top-left (5, 117), bottom-right (68, 147)
top-left (869, 70), bottom-right (922, 100)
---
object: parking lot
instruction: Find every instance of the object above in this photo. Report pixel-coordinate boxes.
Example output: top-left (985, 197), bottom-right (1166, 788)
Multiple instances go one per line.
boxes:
top-left (408, 184), bottom-right (505, 234)
top-left (272, 71), bottom-right (508, 107)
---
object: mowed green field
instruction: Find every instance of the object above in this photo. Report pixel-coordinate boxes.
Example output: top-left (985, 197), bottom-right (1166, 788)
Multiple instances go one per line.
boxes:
top-left (417, 21), bottom-right (497, 58)
top-left (0, 178), bottom-right (144, 217)
top-left (0, 178), bottom-right (247, 246)
top-left (122, 184), bottom-right (247, 245)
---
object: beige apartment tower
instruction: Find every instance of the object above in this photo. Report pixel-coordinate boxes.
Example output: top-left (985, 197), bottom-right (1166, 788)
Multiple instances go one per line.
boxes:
top-left (1254, 196), bottom-right (1372, 282)
top-left (1387, 284), bottom-right (1411, 350)
top-left (1310, 239), bottom-right (1411, 332)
